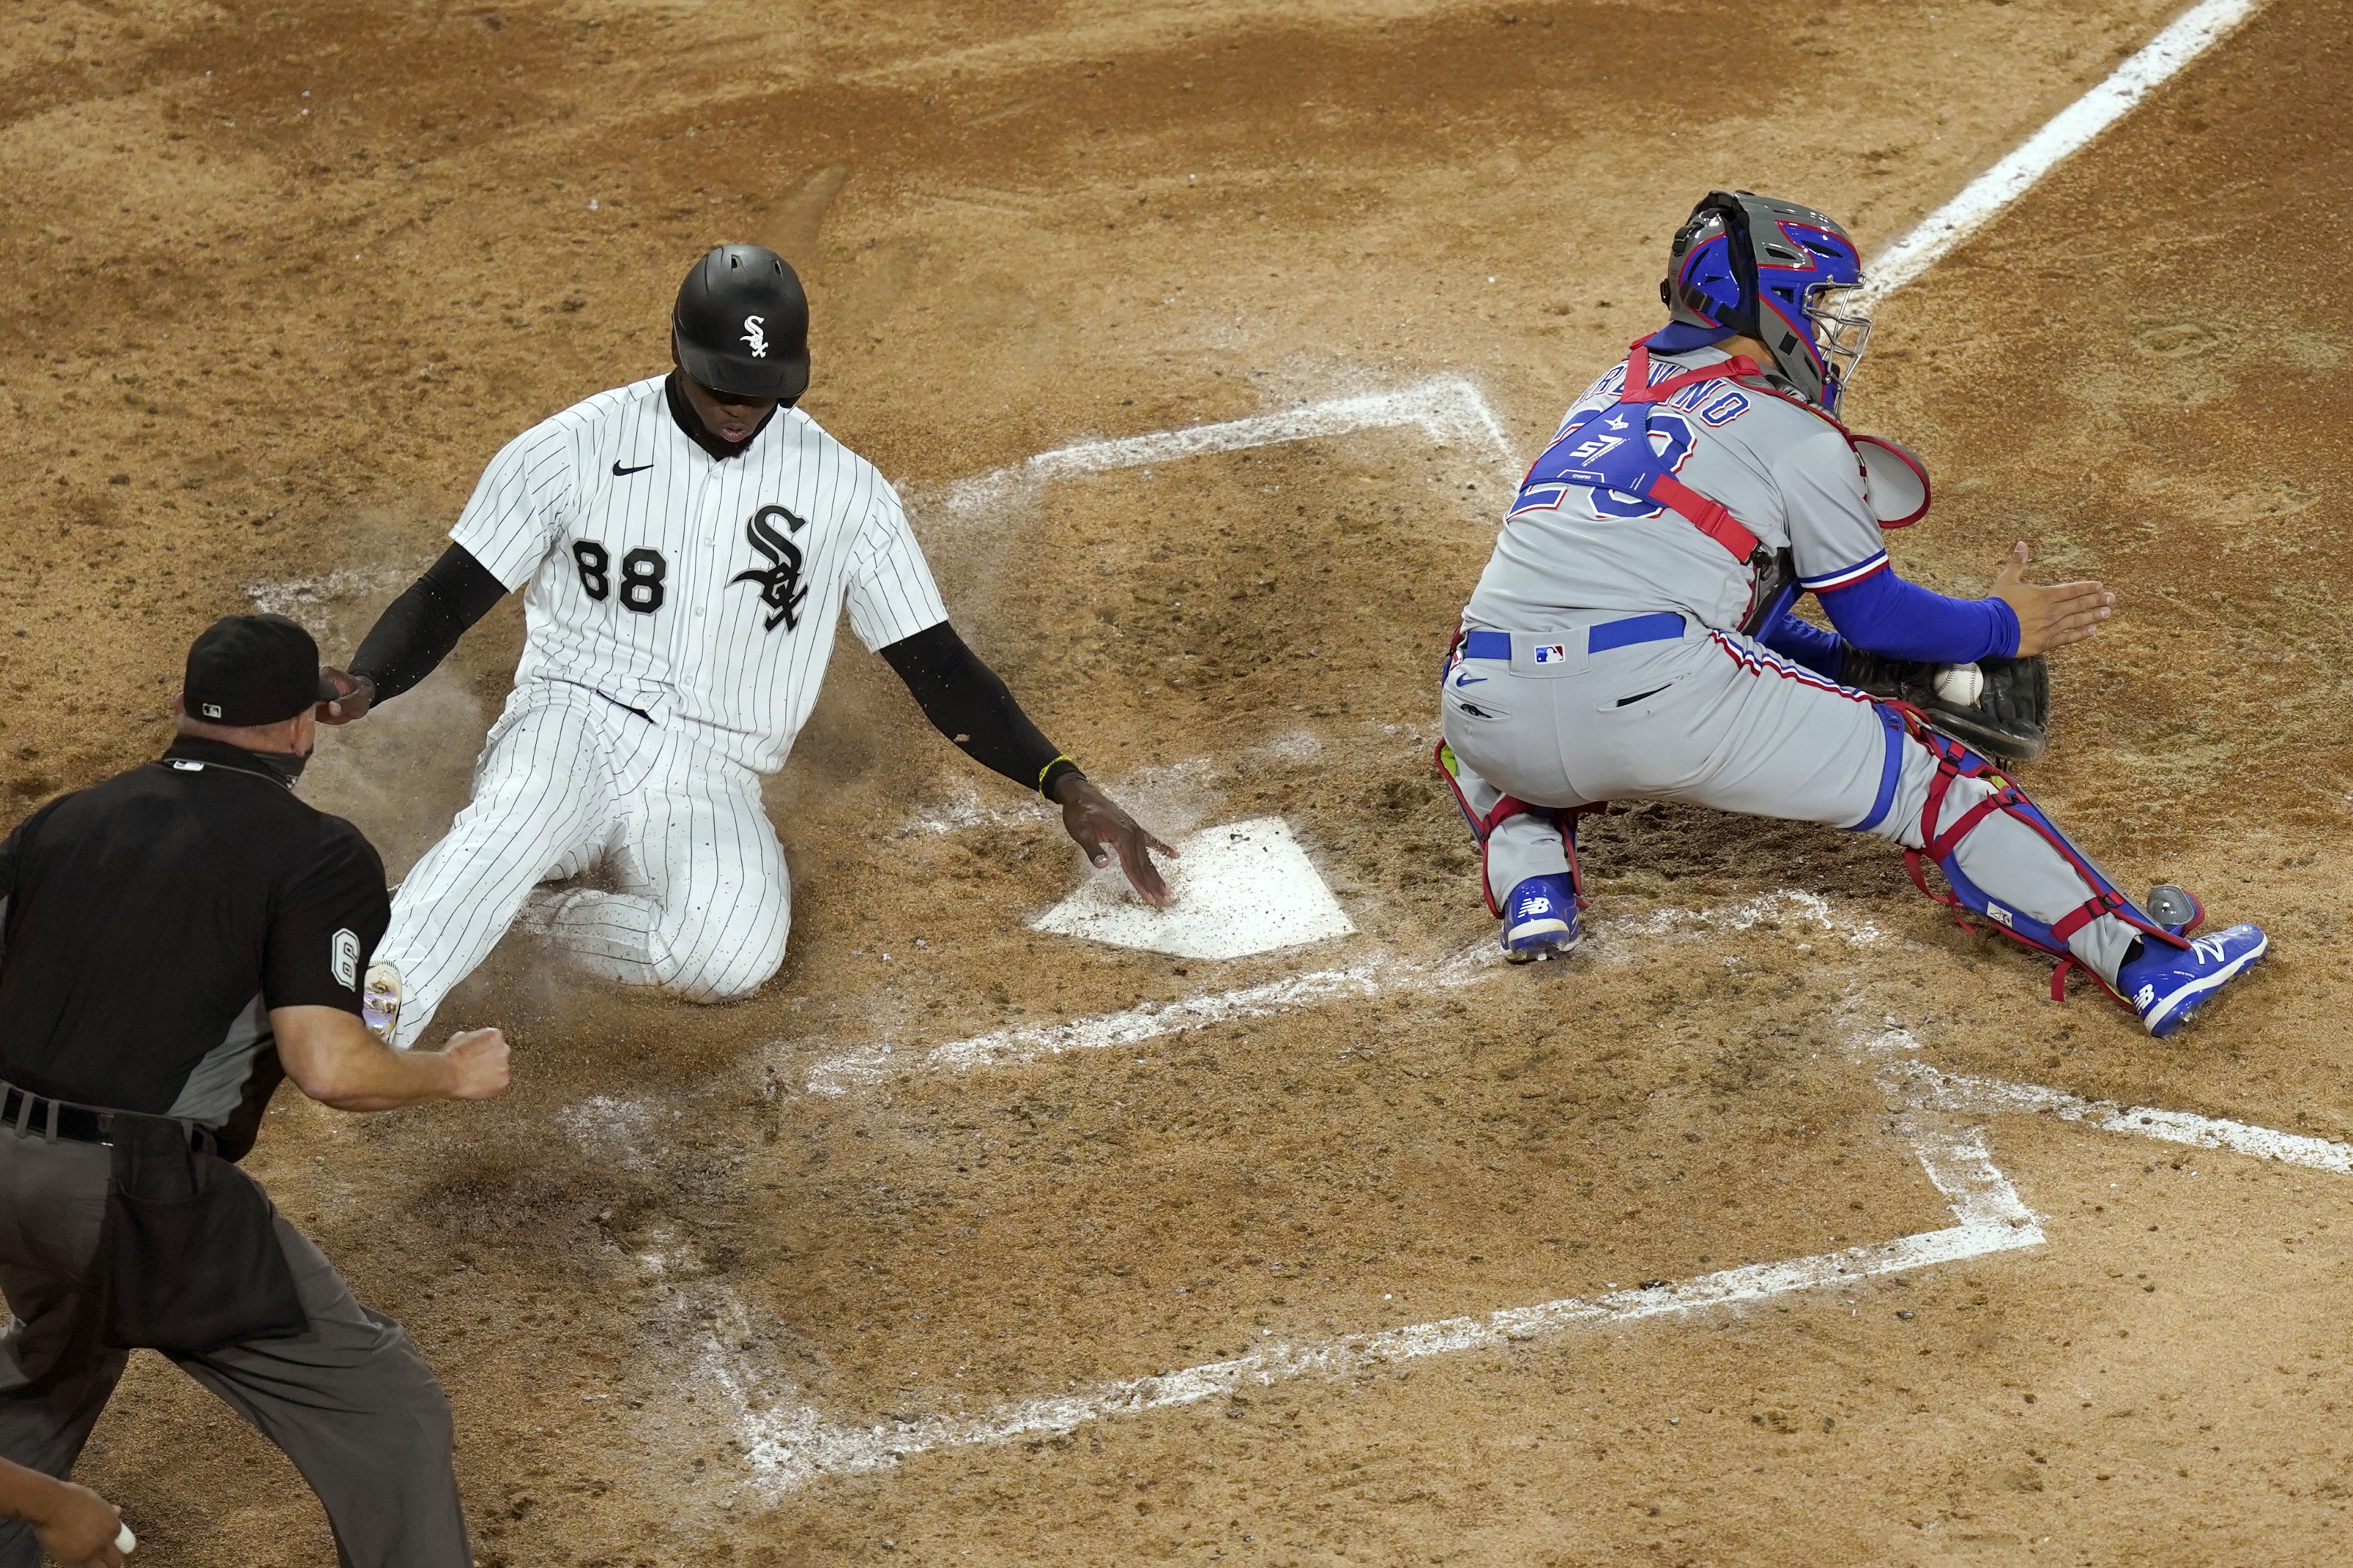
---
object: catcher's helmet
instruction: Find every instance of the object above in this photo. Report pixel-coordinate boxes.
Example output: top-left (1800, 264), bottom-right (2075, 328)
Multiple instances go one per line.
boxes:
top-left (1660, 191), bottom-right (1871, 412)
top-left (672, 244), bottom-right (810, 403)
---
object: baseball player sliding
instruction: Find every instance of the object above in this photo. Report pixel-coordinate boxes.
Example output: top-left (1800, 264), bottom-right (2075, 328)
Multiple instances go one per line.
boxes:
top-left (1439, 191), bottom-right (2265, 1037)
top-left (320, 245), bottom-right (1173, 1047)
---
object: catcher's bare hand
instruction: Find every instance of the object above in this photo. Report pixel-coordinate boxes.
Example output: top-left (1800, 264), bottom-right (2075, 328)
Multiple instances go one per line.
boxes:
top-left (1990, 541), bottom-right (2112, 656)
top-left (316, 667), bottom-right (376, 725)
top-left (1051, 776), bottom-right (1176, 907)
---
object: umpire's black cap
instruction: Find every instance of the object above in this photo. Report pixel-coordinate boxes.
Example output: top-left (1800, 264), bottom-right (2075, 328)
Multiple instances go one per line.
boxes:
top-left (672, 244), bottom-right (811, 403)
top-left (183, 614), bottom-right (336, 726)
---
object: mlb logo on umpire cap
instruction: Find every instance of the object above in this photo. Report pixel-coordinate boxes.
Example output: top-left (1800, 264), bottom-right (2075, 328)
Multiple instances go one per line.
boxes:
top-left (184, 613), bottom-right (336, 726)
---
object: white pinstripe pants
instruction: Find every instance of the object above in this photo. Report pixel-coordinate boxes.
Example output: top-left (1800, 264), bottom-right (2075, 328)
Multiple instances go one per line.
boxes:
top-left (377, 679), bottom-right (790, 1048)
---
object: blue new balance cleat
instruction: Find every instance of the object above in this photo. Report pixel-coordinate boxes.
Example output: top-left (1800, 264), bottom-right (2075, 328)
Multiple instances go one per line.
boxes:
top-left (1502, 873), bottom-right (1579, 964)
top-left (2115, 923), bottom-right (2267, 1038)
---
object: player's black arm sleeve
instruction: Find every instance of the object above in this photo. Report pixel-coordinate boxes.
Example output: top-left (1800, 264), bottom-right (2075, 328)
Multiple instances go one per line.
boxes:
top-left (346, 543), bottom-right (510, 703)
top-left (879, 623), bottom-right (1080, 797)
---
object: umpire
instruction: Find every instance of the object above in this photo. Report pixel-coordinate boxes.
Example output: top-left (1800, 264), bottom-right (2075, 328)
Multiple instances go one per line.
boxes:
top-left (0, 614), bottom-right (510, 1567)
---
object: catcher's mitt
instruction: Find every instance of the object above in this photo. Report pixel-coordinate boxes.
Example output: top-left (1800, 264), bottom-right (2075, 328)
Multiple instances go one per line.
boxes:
top-left (1843, 648), bottom-right (2049, 763)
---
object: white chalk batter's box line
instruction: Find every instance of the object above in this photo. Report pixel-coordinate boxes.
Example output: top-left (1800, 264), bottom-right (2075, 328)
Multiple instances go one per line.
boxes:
top-left (799, 887), bottom-right (1882, 1096)
top-left (699, 1022), bottom-right (2350, 1498)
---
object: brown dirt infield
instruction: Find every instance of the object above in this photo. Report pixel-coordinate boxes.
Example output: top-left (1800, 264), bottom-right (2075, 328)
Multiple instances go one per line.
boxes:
top-left (4, 1), bottom-right (2351, 1564)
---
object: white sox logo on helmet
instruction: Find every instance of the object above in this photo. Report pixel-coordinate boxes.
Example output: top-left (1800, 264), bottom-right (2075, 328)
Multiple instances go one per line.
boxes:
top-left (741, 315), bottom-right (768, 358)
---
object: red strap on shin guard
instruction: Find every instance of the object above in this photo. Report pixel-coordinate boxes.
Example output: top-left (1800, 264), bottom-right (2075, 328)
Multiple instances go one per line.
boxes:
top-left (1898, 710), bottom-right (2176, 1011)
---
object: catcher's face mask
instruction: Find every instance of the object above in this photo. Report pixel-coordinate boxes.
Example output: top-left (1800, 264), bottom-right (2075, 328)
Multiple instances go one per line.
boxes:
top-left (1804, 280), bottom-right (1874, 415)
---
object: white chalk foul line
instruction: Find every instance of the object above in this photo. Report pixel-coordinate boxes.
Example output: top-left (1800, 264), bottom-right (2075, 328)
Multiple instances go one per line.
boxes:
top-left (1858, 0), bottom-right (2265, 307)
top-left (702, 1111), bottom-right (2035, 1493)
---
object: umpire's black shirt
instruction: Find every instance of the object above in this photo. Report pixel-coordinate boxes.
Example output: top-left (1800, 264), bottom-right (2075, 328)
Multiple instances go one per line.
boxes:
top-left (0, 736), bottom-right (387, 1158)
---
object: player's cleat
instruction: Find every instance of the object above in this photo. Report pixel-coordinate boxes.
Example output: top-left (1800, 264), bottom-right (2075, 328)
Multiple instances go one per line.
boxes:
top-left (1502, 874), bottom-right (1579, 963)
top-left (2115, 923), bottom-right (2266, 1039)
top-left (361, 960), bottom-right (402, 1047)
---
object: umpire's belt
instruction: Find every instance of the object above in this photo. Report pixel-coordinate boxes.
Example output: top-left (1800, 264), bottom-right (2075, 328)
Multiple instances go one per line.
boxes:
top-left (1460, 613), bottom-right (1687, 667)
top-left (1, 1084), bottom-right (216, 1156)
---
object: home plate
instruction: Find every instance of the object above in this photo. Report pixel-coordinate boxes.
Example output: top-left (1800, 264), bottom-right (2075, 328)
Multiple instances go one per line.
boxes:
top-left (1031, 817), bottom-right (1356, 961)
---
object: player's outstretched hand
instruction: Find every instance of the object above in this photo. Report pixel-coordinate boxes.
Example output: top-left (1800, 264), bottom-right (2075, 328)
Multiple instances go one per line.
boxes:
top-left (316, 667), bottom-right (376, 726)
top-left (1051, 776), bottom-right (1177, 907)
top-left (1989, 541), bottom-right (2113, 656)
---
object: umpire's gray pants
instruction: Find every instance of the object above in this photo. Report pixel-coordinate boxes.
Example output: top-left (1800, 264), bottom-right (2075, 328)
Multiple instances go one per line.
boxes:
top-left (1440, 619), bottom-right (2138, 983)
top-left (0, 1129), bottom-right (471, 1568)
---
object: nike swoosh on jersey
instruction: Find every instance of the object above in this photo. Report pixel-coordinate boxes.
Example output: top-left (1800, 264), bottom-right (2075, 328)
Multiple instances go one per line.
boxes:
top-left (612, 461), bottom-right (654, 476)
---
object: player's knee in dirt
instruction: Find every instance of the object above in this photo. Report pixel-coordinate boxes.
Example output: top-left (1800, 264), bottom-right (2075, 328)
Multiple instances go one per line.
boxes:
top-left (659, 918), bottom-right (789, 1003)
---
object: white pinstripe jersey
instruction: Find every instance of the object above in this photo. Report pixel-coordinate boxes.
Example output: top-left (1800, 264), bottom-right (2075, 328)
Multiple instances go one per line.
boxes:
top-left (451, 376), bottom-right (948, 773)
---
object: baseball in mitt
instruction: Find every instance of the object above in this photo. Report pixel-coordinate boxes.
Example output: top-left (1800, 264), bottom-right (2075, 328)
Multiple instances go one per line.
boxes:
top-left (1843, 648), bottom-right (2049, 764)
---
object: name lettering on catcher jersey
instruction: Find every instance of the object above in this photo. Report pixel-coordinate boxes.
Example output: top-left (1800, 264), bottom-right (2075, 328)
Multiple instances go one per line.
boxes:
top-left (730, 504), bottom-right (811, 632)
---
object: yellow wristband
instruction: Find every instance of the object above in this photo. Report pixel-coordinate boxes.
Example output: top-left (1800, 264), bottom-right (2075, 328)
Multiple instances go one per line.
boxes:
top-left (1037, 755), bottom-right (1076, 799)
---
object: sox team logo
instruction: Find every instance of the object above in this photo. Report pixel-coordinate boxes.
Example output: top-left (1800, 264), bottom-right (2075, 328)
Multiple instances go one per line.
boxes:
top-left (730, 503), bottom-right (810, 631)
top-left (741, 315), bottom-right (768, 358)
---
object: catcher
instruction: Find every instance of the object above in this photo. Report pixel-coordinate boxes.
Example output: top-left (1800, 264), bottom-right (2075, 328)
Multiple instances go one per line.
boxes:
top-left (1436, 190), bottom-right (2266, 1035)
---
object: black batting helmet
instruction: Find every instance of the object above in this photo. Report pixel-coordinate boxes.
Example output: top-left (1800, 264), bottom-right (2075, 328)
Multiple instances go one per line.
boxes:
top-left (671, 244), bottom-right (811, 402)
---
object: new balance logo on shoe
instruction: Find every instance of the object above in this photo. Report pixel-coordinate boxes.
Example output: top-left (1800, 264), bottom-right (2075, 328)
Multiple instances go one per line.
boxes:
top-left (2136, 984), bottom-right (2155, 1007)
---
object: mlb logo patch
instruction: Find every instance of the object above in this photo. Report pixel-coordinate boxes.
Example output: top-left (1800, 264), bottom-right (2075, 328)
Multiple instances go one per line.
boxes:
top-left (1532, 644), bottom-right (1568, 665)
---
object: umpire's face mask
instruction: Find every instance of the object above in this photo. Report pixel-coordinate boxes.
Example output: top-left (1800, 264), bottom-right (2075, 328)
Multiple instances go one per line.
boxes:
top-left (251, 744), bottom-right (311, 787)
top-left (254, 712), bottom-right (318, 787)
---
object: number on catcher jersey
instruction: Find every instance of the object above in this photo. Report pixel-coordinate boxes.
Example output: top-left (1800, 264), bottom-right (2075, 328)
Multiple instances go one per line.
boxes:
top-left (1513, 407), bottom-right (1700, 522)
